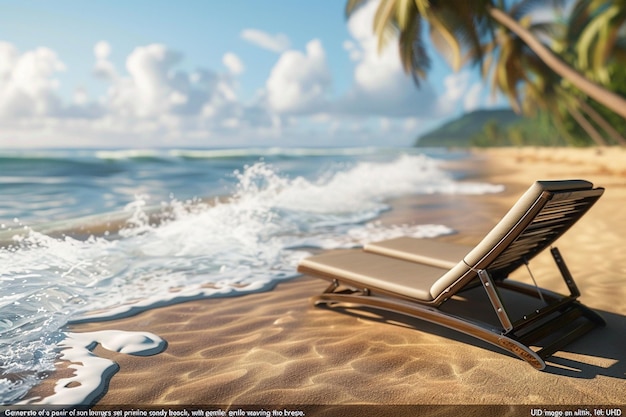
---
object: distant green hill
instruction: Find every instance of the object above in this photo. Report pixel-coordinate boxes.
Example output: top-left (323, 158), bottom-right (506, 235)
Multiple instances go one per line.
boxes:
top-left (415, 109), bottom-right (521, 147)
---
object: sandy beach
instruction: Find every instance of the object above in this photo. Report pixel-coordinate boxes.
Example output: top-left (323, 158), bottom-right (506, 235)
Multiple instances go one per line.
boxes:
top-left (25, 147), bottom-right (626, 409)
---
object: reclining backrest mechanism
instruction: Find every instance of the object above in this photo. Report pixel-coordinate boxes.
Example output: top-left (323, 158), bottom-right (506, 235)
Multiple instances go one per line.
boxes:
top-left (450, 180), bottom-right (604, 334)
top-left (466, 180), bottom-right (604, 279)
top-left (522, 257), bottom-right (546, 304)
top-left (430, 180), bottom-right (603, 301)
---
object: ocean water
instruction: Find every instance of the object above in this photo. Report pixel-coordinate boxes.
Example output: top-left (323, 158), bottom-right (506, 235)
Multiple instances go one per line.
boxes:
top-left (0, 147), bottom-right (504, 405)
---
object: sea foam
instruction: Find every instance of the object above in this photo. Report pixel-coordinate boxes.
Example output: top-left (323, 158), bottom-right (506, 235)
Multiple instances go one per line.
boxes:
top-left (22, 330), bottom-right (166, 405)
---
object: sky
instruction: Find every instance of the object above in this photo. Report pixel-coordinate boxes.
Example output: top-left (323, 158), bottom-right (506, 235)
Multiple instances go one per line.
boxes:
top-left (0, 0), bottom-right (509, 149)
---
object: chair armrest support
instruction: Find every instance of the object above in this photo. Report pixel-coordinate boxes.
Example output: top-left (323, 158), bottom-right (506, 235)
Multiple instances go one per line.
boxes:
top-left (479, 269), bottom-right (514, 333)
top-left (551, 247), bottom-right (580, 298)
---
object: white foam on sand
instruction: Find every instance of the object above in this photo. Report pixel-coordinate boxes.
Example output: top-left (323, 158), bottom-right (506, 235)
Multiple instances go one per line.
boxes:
top-left (22, 330), bottom-right (166, 405)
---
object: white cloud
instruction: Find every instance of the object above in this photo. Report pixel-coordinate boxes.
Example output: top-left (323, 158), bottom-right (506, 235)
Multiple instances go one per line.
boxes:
top-left (73, 87), bottom-right (89, 105)
top-left (0, 41), bottom-right (281, 147)
top-left (94, 41), bottom-right (111, 60)
top-left (342, 40), bottom-right (362, 61)
top-left (102, 43), bottom-right (183, 118)
top-left (0, 19), bottom-right (469, 149)
top-left (463, 82), bottom-right (483, 112)
top-left (222, 52), bottom-right (244, 75)
top-left (96, 43), bottom-right (275, 138)
top-left (93, 40), bottom-right (117, 80)
top-left (436, 71), bottom-right (472, 114)
top-left (0, 41), bottom-right (18, 78)
top-left (241, 29), bottom-right (290, 53)
top-left (0, 41), bottom-right (65, 119)
top-left (266, 39), bottom-right (331, 114)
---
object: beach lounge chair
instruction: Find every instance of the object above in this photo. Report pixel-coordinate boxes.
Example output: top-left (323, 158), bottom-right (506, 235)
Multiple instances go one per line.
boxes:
top-left (297, 180), bottom-right (606, 370)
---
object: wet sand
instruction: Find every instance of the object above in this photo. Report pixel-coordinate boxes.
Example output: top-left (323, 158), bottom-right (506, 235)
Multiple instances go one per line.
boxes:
top-left (26, 147), bottom-right (626, 407)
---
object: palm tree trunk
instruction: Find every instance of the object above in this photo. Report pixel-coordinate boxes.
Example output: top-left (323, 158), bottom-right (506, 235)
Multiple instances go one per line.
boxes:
top-left (488, 7), bottom-right (626, 120)
top-left (577, 99), bottom-right (626, 146)
top-left (565, 102), bottom-right (608, 146)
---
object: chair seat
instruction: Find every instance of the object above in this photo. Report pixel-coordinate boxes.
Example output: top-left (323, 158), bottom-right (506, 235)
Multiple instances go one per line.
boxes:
top-left (299, 250), bottom-right (469, 301)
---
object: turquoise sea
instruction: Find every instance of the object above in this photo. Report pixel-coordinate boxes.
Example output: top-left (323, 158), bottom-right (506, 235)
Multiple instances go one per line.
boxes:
top-left (0, 147), bottom-right (503, 404)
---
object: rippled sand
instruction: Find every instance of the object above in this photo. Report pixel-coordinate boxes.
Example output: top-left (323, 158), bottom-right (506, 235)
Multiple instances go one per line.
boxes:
top-left (28, 147), bottom-right (626, 407)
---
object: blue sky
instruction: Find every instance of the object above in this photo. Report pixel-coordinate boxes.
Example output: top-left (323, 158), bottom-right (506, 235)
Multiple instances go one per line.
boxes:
top-left (0, 0), bottom-right (507, 148)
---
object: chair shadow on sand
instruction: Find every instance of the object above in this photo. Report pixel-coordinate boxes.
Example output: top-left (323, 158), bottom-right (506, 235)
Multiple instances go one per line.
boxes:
top-left (317, 296), bottom-right (626, 380)
top-left (545, 310), bottom-right (626, 378)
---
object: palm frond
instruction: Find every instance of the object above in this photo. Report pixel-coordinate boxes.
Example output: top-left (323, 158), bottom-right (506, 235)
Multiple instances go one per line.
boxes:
top-left (442, 2), bottom-right (493, 67)
top-left (481, 48), bottom-right (494, 78)
top-left (566, 0), bottom-right (594, 42)
top-left (394, 0), bottom-right (414, 28)
top-left (398, 8), bottom-right (430, 83)
top-left (427, 9), bottom-right (463, 70)
top-left (373, 0), bottom-right (399, 52)
top-left (413, 0), bottom-right (431, 19)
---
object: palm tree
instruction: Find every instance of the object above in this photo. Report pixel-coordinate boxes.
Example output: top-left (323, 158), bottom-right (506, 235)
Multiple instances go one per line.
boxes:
top-left (562, 0), bottom-right (626, 144)
top-left (481, 3), bottom-right (624, 146)
top-left (346, 0), bottom-right (626, 119)
top-left (567, 0), bottom-right (626, 84)
top-left (487, 5), bottom-right (626, 119)
top-left (520, 57), bottom-right (607, 145)
top-left (479, 7), bottom-right (538, 115)
top-left (579, 99), bottom-right (626, 145)
top-left (346, 0), bottom-right (494, 84)
top-left (542, 0), bottom-right (626, 145)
